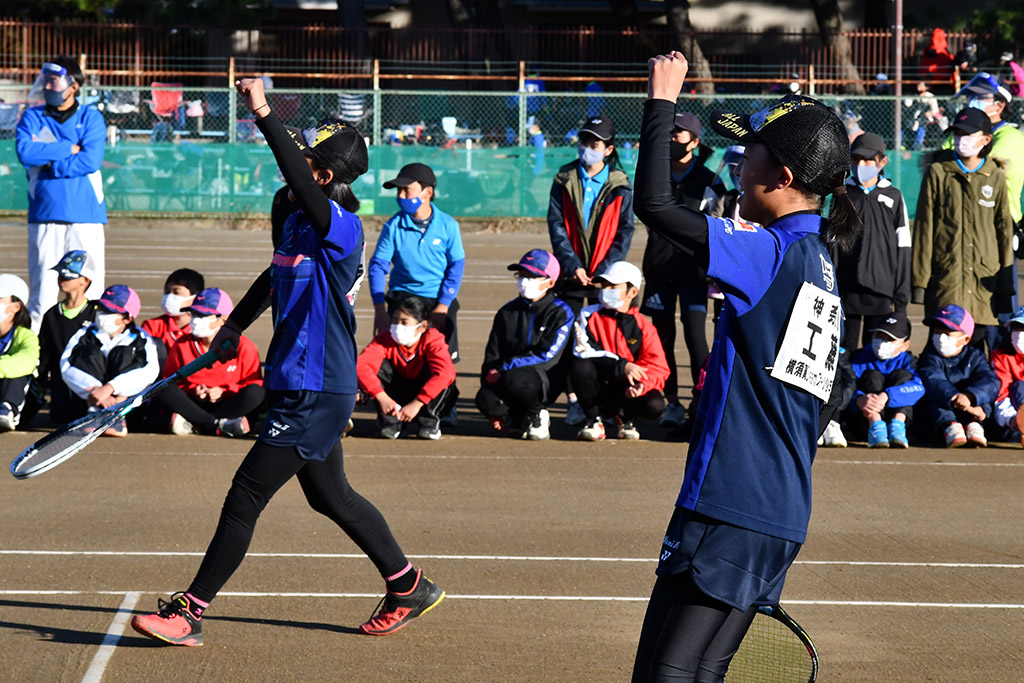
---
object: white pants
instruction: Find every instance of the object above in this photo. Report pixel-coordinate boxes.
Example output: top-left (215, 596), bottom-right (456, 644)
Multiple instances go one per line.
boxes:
top-left (27, 222), bottom-right (106, 332)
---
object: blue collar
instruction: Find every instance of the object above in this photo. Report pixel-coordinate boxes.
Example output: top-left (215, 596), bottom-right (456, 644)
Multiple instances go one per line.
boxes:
top-left (578, 162), bottom-right (610, 185)
top-left (768, 211), bottom-right (823, 234)
top-left (955, 157), bottom-right (985, 174)
top-left (993, 120), bottom-right (1007, 133)
top-left (671, 161), bottom-right (695, 184)
top-left (0, 325), bottom-right (15, 355)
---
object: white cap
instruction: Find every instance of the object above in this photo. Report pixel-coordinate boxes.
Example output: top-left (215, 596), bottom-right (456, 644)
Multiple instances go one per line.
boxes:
top-left (0, 274), bottom-right (29, 303)
top-left (596, 261), bottom-right (643, 289)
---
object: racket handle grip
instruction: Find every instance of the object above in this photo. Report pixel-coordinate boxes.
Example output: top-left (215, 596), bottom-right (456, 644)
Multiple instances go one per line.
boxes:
top-left (175, 339), bottom-right (236, 379)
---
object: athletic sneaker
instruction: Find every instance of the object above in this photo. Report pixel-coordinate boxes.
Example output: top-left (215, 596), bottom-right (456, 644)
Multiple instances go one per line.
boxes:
top-left (867, 420), bottom-right (889, 448)
top-left (965, 421), bottom-right (987, 447)
top-left (360, 569), bottom-right (445, 636)
top-left (524, 409), bottom-right (550, 440)
top-left (888, 420), bottom-right (909, 448)
top-left (379, 423), bottom-right (401, 440)
top-left (944, 422), bottom-right (967, 448)
top-left (216, 416), bottom-right (250, 438)
top-left (103, 418), bottom-right (128, 438)
top-left (565, 399), bottom-right (586, 426)
top-left (577, 417), bottom-right (606, 441)
top-left (616, 417), bottom-right (640, 440)
top-left (417, 424), bottom-right (441, 440)
top-left (0, 403), bottom-right (16, 433)
top-left (659, 401), bottom-right (687, 427)
top-left (819, 420), bottom-right (847, 447)
top-left (169, 413), bottom-right (194, 436)
top-left (131, 592), bottom-right (203, 646)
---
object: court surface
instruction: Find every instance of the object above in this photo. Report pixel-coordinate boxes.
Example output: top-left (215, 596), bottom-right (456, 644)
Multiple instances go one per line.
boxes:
top-left (0, 220), bottom-right (1021, 682)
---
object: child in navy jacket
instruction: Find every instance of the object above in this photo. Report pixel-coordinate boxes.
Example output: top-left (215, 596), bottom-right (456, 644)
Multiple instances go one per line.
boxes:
top-left (844, 311), bottom-right (924, 448)
top-left (918, 305), bottom-right (1000, 447)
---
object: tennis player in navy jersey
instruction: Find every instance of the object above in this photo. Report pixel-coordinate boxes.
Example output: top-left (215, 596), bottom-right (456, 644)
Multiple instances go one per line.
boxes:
top-left (631, 52), bottom-right (860, 682)
top-left (131, 77), bottom-right (443, 646)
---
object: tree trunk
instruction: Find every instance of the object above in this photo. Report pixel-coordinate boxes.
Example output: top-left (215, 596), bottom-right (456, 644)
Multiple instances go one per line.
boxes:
top-left (338, 0), bottom-right (368, 61)
top-left (808, 0), bottom-right (866, 94)
top-left (665, 0), bottom-right (714, 95)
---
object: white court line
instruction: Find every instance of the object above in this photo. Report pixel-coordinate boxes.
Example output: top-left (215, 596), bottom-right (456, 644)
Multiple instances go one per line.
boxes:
top-left (2, 590), bottom-right (1023, 609)
top-left (80, 591), bottom-right (139, 683)
top-left (1, 550), bottom-right (1023, 569)
top-left (831, 460), bottom-right (1024, 467)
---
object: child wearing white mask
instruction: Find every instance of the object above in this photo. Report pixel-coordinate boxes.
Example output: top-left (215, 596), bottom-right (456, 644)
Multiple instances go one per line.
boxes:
top-left (918, 305), bottom-right (1000, 448)
top-left (0, 274), bottom-right (40, 432)
top-left (842, 311), bottom-right (924, 448)
top-left (476, 250), bottom-right (574, 441)
top-left (357, 294), bottom-right (456, 440)
top-left (59, 284), bottom-right (159, 437)
top-left (153, 288), bottom-right (264, 438)
top-left (141, 268), bottom-right (205, 370)
top-left (835, 132), bottom-right (911, 351)
top-left (571, 261), bottom-right (669, 441)
top-left (989, 306), bottom-right (1024, 446)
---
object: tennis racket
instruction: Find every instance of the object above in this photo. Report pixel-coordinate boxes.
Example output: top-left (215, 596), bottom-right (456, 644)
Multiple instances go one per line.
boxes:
top-left (10, 347), bottom-right (224, 480)
top-left (726, 604), bottom-right (819, 683)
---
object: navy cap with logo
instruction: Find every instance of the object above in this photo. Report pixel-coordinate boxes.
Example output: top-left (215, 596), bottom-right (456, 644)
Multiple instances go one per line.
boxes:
top-left (51, 249), bottom-right (97, 281)
top-left (579, 117), bottom-right (615, 141)
top-left (383, 162), bottom-right (437, 189)
top-left (710, 94), bottom-right (850, 197)
top-left (868, 310), bottom-right (911, 340)
top-left (950, 108), bottom-right (992, 136)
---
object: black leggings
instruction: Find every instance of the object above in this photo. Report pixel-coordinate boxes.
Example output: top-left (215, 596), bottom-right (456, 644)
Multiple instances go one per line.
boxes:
top-left (187, 439), bottom-right (409, 604)
top-left (650, 308), bottom-right (709, 399)
top-left (632, 573), bottom-right (757, 683)
top-left (153, 384), bottom-right (266, 432)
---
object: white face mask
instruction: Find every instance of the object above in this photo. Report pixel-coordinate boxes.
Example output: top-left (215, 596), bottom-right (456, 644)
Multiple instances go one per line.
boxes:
top-left (162, 293), bottom-right (188, 316)
top-left (516, 276), bottom-right (547, 301)
top-left (0, 303), bottom-right (13, 325)
top-left (95, 313), bottom-right (123, 337)
top-left (871, 337), bottom-right (900, 360)
top-left (955, 134), bottom-right (985, 159)
top-left (853, 164), bottom-right (881, 186)
top-left (599, 288), bottom-right (625, 310)
top-left (1011, 330), bottom-right (1024, 355)
top-left (932, 332), bottom-right (962, 357)
top-left (189, 315), bottom-right (218, 340)
top-left (390, 323), bottom-right (423, 347)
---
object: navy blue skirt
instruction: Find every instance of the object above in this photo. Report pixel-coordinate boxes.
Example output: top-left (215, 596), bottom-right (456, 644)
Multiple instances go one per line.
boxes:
top-left (258, 390), bottom-right (356, 461)
top-left (656, 507), bottom-right (802, 611)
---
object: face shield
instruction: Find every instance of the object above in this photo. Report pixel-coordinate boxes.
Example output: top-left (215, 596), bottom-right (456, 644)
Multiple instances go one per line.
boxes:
top-left (722, 144), bottom-right (745, 191)
top-left (28, 63), bottom-right (74, 107)
top-left (955, 72), bottom-right (1012, 105)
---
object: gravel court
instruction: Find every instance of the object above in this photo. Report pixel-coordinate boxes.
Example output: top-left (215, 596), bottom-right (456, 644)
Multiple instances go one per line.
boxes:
top-left (0, 220), bottom-right (1022, 681)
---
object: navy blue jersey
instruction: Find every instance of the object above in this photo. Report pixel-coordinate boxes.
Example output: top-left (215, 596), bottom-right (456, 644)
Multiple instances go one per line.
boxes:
top-left (678, 212), bottom-right (841, 544)
top-left (266, 201), bottom-right (364, 393)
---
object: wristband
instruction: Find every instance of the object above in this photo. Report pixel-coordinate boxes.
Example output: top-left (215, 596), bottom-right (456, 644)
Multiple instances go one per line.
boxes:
top-left (252, 103), bottom-right (269, 114)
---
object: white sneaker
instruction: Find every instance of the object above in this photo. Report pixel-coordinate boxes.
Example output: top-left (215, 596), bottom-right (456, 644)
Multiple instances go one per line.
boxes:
top-left (659, 401), bottom-right (687, 427)
top-left (525, 409), bottom-right (550, 440)
top-left (820, 420), bottom-right (847, 448)
top-left (965, 421), bottom-right (987, 448)
top-left (577, 417), bottom-right (606, 441)
top-left (565, 400), bottom-right (586, 426)
top-left (944, 422), bottom-right (967, 448)
top-left (216, 416), bottom-right (250, 438)
top-left (616, 417), bottom-right (640, 440)
top-left (169, 412), bottom-right (194, 436)
top-left (0, 403), bottom-right (17, 432)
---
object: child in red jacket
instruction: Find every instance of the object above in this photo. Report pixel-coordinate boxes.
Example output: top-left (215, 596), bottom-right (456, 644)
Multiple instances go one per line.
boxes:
top-left (154, 288), bottom-right (264, 437)
top-left (990, 306), bottom-right (1024, 445)
top-left (357, 294), bottom-right (457, 440)
top-left (571, 261), bottom-right (669, 441)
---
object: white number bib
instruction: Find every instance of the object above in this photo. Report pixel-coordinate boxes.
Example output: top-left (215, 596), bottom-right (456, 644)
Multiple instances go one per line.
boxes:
top-left (770, 281), bottom-right (842, 401)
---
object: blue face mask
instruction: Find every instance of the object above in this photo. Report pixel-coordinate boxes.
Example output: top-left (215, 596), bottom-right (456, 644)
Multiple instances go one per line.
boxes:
top-left (44, 88), bottom-right (68, 107)
top-left (397, 195), bottom-right (423, 215)
top-left (967, 98), bottom-right (991, 111)
top-left (578, 145), bottom-right (605, 168)
top-left (853, 164), bottom-right (881, 186)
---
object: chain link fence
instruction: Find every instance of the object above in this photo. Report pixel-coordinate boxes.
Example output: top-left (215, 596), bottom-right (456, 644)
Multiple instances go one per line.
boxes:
top-left (1, 85), bottom-right (1018, 218)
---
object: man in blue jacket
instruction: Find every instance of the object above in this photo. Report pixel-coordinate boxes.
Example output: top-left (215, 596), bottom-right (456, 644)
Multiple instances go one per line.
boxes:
top-left (370, 162), bottom-right (465, 363)
top-left (16, 57), bottom-right (107, 331)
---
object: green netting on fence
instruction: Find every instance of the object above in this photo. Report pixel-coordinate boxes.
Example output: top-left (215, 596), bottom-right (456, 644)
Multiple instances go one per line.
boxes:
top-left (0, 139), bottom-right (937, 219)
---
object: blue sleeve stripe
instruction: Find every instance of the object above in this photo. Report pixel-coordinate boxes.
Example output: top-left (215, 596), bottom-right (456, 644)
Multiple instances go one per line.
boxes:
top-left (502, 299), bottom-right (574, 370)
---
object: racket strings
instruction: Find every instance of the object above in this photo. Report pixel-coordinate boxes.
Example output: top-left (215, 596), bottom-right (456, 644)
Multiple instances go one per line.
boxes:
top-left (726, 613), bottom-right (816, 682)
top-left (11, 408), bottom-right (124, 476)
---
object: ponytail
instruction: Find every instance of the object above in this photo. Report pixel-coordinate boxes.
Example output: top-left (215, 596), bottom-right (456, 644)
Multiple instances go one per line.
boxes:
top-left (326, 181), bottom-right (360, 214)
top-left (823, 184), bottom-right (862, 254)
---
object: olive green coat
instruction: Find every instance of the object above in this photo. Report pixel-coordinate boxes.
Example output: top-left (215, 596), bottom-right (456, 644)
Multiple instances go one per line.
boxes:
top-left (912, 156), bottom-right (1015, 326)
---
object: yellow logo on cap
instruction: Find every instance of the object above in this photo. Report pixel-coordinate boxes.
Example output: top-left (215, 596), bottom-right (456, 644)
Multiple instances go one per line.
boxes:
top-left (715, 112), bottom-right (751, 137)
top-left (750, 98), bottom-right (815, 132)
top-left (303, 121), bottom-right (349, 149)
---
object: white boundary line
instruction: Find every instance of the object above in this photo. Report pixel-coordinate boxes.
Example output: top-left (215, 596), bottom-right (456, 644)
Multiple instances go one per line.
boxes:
top-left (1, 590), bottom-right (1022, 609)
top-left (1, 550), bottom-right (1023, 569)
top-left (80, 591), bottom-right (139, 683)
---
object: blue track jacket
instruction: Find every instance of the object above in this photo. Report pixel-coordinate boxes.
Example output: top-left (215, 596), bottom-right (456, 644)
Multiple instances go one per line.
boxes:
top-left (848, 348), bottom-right (925, 408)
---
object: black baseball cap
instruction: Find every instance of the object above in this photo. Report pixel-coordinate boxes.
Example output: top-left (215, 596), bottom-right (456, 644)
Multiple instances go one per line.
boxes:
top-left (287, 119), bottom-right (368, 184)
top-left (383, 162), bottom-right (437, 189)
top-left (950, 108), bottom-right (992, 136)
top-left (284, 126), bottom-right (313, 158)
top-left (673, 112), bottom-right (702, 137)
top-left (850, 132), bottom-right (886, 159)
top-left (868, 311), bottom-right (911, 340)
top-left (579, 117), bottom-right (615, 141)
top-left (710, 94), bottom-right (850, 196)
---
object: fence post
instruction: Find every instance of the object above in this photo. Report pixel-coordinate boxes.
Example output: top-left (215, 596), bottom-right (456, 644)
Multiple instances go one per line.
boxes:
top-left (228, 56), bottom-right (237, 145)
top-left (808, 64), bottom-right (815, 96)
top-left (518, 60), bottom-right (526, 147)
top-left (372, 58), bottom-right (382, 147)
